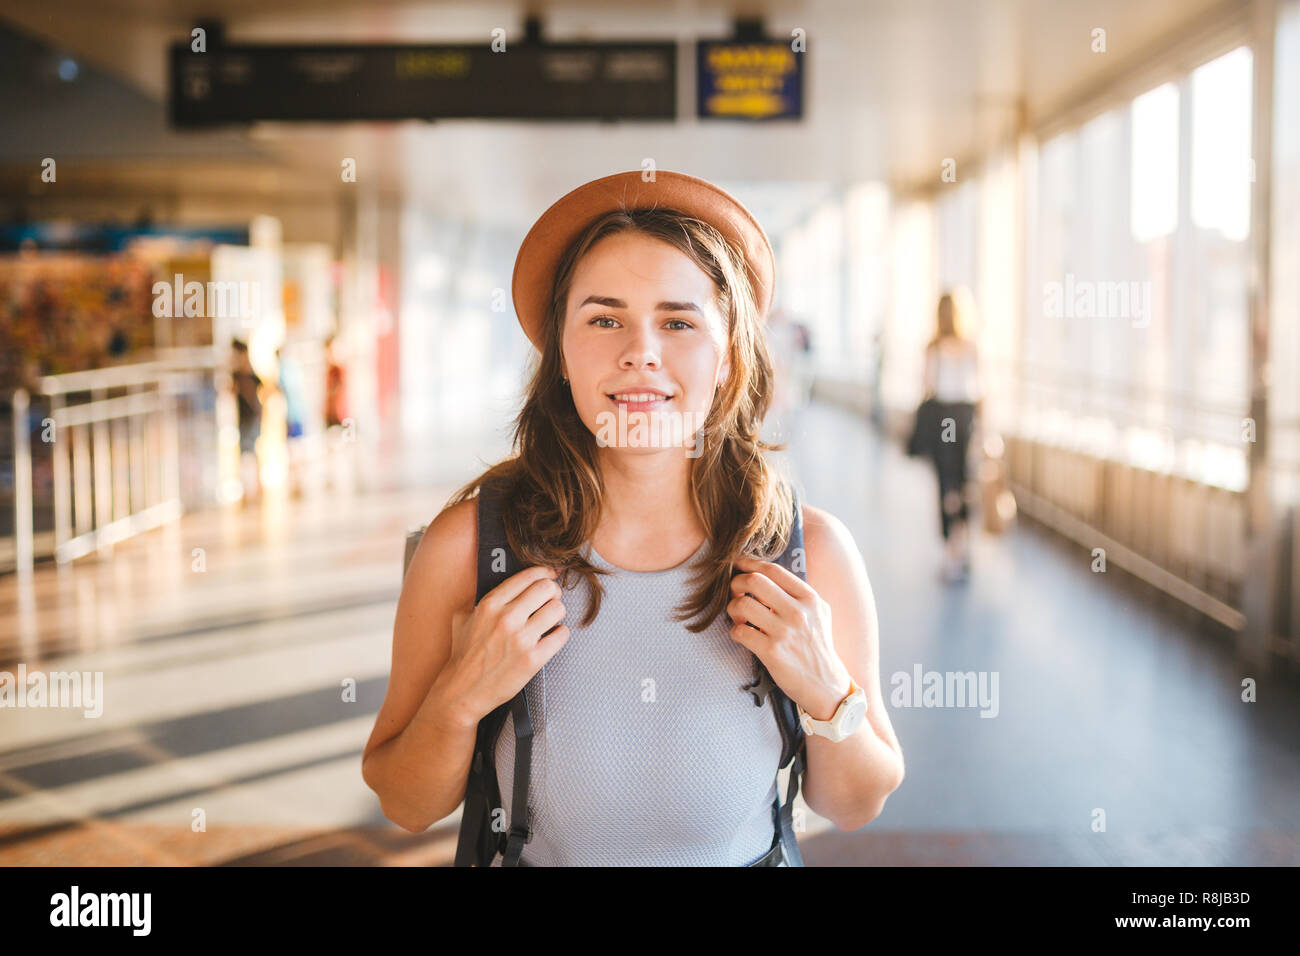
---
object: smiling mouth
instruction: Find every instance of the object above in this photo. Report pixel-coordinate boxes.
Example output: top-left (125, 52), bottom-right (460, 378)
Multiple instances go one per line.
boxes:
top-left (607, 393), bottom-right (674, 413)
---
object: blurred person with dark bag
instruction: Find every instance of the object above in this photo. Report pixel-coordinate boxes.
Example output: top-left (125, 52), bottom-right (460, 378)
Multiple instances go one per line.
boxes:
top-left (921, 291), bottom-right (981, 583)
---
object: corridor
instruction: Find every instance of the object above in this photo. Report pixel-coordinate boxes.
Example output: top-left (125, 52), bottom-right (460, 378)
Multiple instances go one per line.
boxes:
top-left (2, 401), bottom-right (1294, 865)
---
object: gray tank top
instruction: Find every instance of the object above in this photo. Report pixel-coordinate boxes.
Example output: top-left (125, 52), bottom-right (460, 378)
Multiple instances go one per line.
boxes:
top-left (489, 537), bottom-right (785, 866)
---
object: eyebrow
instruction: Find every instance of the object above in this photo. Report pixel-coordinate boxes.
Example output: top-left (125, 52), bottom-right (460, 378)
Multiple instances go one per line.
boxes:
top-left (578, 295), bottom-right (703, 315)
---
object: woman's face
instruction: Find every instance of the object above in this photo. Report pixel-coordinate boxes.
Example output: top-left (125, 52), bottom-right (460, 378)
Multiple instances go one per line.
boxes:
top-left (560, 230), bottom-right (730, 457)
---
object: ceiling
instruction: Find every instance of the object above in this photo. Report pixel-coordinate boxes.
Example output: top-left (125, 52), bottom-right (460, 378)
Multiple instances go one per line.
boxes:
top-left (0, 0), bottom-right (1231, 233)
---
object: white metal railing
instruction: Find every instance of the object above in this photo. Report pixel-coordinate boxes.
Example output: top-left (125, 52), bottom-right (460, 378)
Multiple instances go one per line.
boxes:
top-left (7, 350), bottom-right (219, 575)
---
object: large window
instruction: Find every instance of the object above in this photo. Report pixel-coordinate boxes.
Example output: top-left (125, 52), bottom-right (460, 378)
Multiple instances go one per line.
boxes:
top-left (1187, 46), bottom-right (1252, 433)
top-left (1016, 46), bottom-right (1253, 490)
top-left (880, 200), bottom-right (934, 412)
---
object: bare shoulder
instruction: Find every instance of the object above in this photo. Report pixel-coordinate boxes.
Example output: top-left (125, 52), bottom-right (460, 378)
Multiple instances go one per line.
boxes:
top-left (799, 502), bottom-right (877, 626)
top-left (405, 494), bottom-right (479, 609)
top-left (363, 493), bottom-right (479, 762)
top-left (800, 503), bottom-right (859, 573)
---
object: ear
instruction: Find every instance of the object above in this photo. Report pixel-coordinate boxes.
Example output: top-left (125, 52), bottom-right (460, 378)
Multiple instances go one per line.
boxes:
top-left (718, 357), bottom-right (731, 389)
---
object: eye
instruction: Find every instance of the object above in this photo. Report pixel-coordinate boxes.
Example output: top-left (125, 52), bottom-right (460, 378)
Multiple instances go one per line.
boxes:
top-left (665, 319), bottom-right (694, 330)
top-left (589, 315), bottom-right (619, 329)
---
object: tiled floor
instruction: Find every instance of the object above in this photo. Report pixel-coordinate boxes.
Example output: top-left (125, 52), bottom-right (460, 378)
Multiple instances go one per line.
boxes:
top-left (1, 402), bottom-right (1297, 865)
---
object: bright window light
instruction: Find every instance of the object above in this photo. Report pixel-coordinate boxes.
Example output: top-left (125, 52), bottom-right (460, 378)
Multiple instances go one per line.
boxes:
top-left (1191, 46), bottom-right (1253, 242)
top-left (1130, 82), bottom-right (1180, 242)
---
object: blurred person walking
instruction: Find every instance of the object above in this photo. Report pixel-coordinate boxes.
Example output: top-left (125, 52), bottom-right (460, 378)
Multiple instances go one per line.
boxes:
top-left (324, 335), bottom-right (349, 429)
top-left (231, 339), bottom-right (264, 504)
top-left (323, 334), bottom-right (355, 493)
top-left (922, 291), bottom-right (981, 582)
top-left (277, 347), bottom-right (308, 496)
top-left (278, 348), bottom-right (307, 441)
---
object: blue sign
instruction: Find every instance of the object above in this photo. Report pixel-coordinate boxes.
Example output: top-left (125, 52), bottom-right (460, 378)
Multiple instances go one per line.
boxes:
top-left (697, 39), bottom-right (803, 120)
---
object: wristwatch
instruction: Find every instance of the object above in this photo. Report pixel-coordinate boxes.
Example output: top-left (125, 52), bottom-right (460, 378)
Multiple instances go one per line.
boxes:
top-left (797, 680), bottom-right (868, 742)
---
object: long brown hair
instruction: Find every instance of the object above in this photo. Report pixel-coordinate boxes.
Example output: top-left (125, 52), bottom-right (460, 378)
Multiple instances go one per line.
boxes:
top-left (927, 287), bottom-right (974, 348)
top-left (440, 206), bottom-right (796, 632)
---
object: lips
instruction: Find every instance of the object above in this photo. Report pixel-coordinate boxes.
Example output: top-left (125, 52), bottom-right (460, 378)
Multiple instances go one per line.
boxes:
top-left (607, 390), bottom-right (673, 412)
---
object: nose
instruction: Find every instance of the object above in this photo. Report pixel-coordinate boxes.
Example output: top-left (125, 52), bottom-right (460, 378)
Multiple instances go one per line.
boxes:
top-left (618, 325), bottom-right (661, 370)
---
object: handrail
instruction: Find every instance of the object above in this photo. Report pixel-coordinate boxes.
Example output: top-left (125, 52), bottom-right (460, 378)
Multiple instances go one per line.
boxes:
top-left (986, 356), bottom-right (1249, 421)
top-left (6, 354), bottom-right (213, 575)
top-left (36, 348), bottom-right (219, 395)
top-left (52, 391), bottom-right (170, 429)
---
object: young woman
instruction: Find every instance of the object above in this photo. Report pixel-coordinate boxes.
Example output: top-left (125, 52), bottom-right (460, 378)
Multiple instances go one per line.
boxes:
top-left (362, 170), bottom-right (904, 865)
top-left (922, 291), bottom-right (982, 582)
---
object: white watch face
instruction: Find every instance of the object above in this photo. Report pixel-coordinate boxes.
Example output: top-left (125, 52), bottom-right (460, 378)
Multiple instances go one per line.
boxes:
top-left (803, 690), bottom-right (867, 740)
top-left (838, 698), bottom-right (868, 736)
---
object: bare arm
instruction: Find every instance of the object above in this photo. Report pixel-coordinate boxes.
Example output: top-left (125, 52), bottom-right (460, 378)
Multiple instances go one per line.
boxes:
top-left (361, 495), bottom-right (569, 833)
top-left (360, 497), bottom-right (482, 832)
top-left (798, 505), bottom-right (904, 830)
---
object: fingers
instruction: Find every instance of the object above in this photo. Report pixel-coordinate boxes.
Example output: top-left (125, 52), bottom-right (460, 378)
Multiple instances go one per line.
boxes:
top-left (729, 566), bottom-right (799, 619)
top-left (480, 564), bottom-right (557, 613)
top-left (532, 623), bottom-right (571, 666)
top-left (728, 591), bottom-right (783, 636)
top-left (521, 594), bottom-right (568, 642)
top-left (733, 555), bottom-right (815, 600)
top-left (499, 576), bottom-right (564, 633)
top-left (728, 620), bottom-right (762, 653)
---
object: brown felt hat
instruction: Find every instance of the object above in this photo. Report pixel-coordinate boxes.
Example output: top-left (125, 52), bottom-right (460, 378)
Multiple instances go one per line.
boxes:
top-left (511, 169), bottom-right (775, 352)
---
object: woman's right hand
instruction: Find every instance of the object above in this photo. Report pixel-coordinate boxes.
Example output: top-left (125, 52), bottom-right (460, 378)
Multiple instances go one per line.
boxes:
top-left (436, 565), bottom-right (570, 724)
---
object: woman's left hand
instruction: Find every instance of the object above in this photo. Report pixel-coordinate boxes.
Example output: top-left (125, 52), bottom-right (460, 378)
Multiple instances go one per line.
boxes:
top-left (727, 556), bottom-right (856, 721)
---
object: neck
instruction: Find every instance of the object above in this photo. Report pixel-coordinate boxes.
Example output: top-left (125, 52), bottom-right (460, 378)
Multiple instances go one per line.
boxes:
top-left (594, 446), bottom-right (701, 545)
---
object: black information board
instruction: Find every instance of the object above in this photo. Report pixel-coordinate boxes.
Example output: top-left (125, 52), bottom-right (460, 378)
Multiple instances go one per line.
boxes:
top-left (169, 42), bottom-right (677, 125)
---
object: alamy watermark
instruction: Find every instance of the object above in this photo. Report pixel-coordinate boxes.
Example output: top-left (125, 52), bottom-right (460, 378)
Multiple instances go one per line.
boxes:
top-left (890, 664), bottom-right (999, 718)
top-left (1043, 273), bottom-right (1152, 328)
top-left (152, 273), bottom-right (261, 327)
top-left (594, 407), bottom-right (707, 458)
top-left (50, 885), bottom-right (150, 935)
top-left (0, 664), bottom-right (103, 718)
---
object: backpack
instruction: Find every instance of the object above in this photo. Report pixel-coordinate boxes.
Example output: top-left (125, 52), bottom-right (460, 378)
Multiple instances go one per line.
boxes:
top-left (403, 475), bottom-right (809, 867)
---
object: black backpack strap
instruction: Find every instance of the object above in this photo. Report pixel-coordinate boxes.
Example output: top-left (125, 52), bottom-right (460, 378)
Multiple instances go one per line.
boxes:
top-left (742, 481), bottom-right (808, 867)
top-left (497, 691), bottom-right (534, 865)
top-left (453, 474), bottom-right (534, 867)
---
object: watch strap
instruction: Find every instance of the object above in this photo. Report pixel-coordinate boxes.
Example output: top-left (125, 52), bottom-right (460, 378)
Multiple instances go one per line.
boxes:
top-left (799, 680), bottom-right (863, 738)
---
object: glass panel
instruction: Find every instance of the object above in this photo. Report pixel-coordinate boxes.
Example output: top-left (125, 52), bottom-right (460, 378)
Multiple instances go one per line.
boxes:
top-left (1131, 82), bottom-right (1180, 242)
